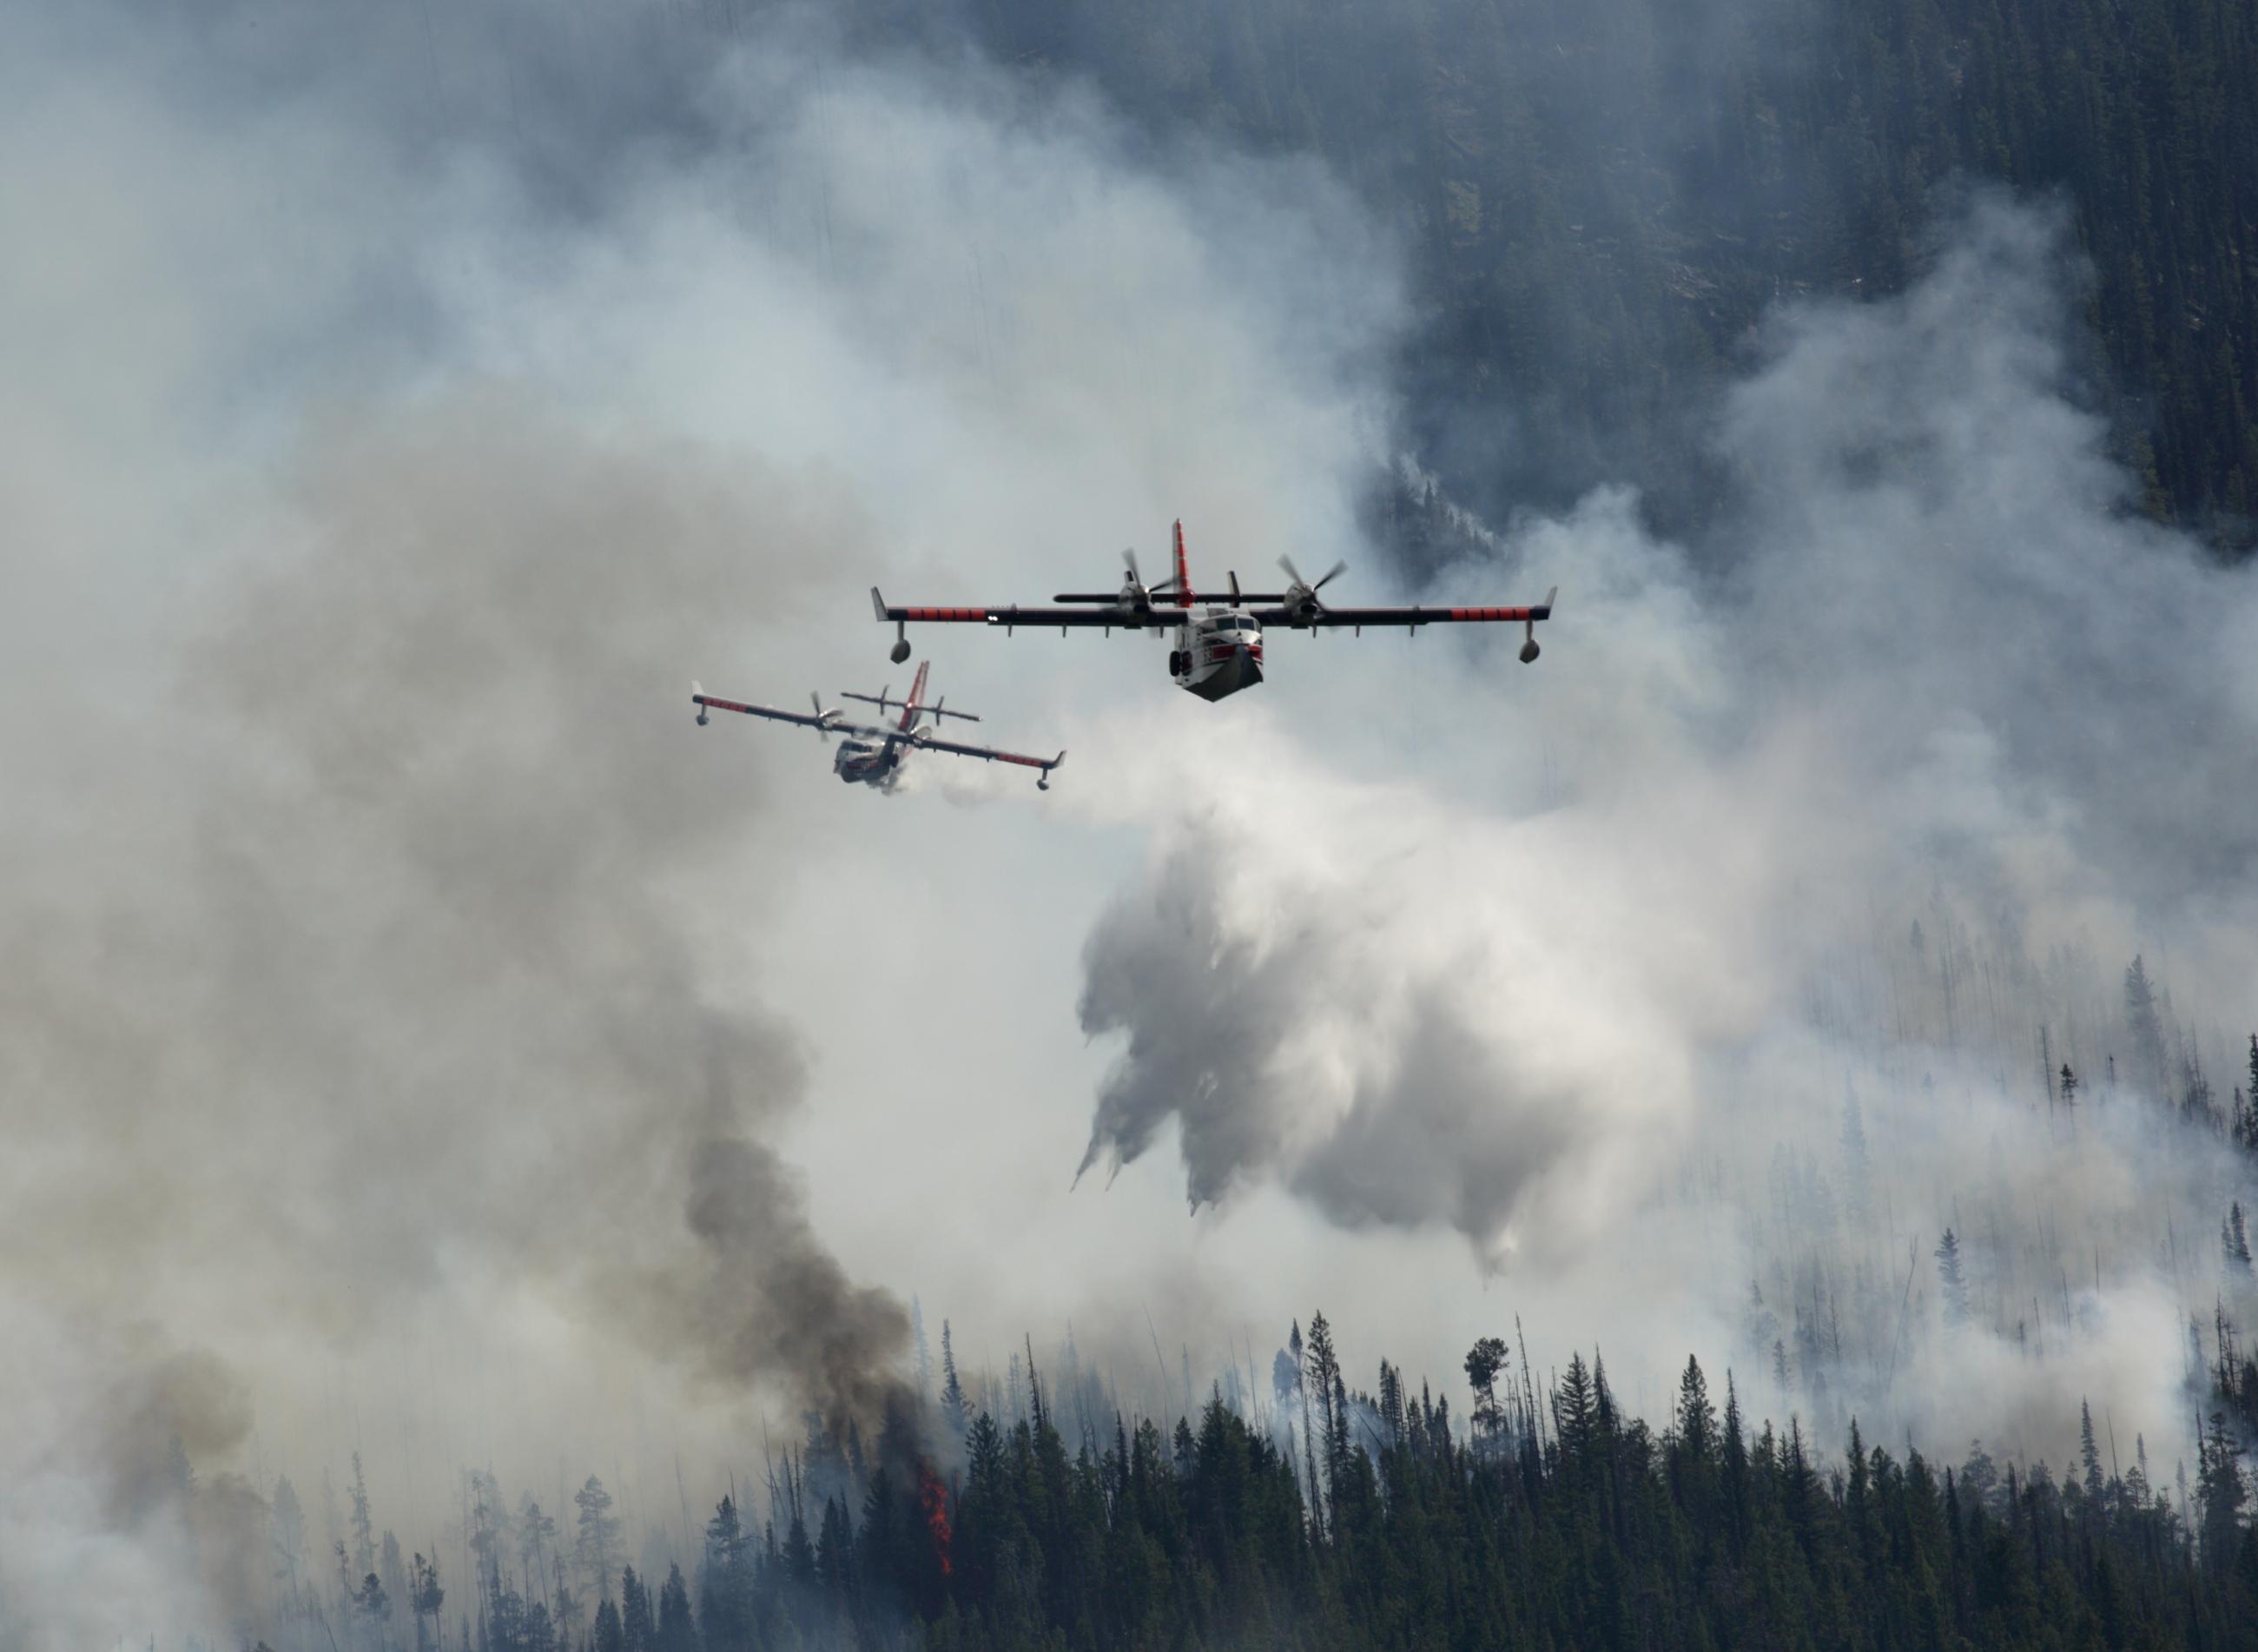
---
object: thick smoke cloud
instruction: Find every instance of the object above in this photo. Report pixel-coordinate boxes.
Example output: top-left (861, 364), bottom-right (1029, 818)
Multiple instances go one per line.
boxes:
top-left (1074, 192), bottom-right (2258, 1456)
top-left (11, 0), bottom-right (2255, 1640)
top-left (190, 403), bottom-right (908, 1423)
top-left (2, 393), bottom-right (912, 1639)
top-left (0, 2), bottom-right (1403, 1641)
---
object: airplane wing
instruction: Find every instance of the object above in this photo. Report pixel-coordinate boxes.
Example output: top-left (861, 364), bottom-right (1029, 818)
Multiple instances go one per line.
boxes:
top-left (873, 590), bottom-right (1165, 631)
top-left (913, 734), bottom-right (1069, 788)
top-left (1249, 588), bottom-right (1556, 631)
top-left (693, 689), bottom-right (855, 733)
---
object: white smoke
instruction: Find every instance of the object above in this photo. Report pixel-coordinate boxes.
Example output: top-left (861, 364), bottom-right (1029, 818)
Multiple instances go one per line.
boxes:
top-left (0, 3), bottom-right (1402, 1642)
top-left (1070, 191), bottom-right (2258, 1468)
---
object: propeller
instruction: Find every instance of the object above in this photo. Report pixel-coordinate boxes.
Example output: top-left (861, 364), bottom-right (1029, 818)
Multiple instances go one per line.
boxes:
top-left (1278, 553), bottom-right (1347, 616)
top-left (810, 691), bottom-right (834, 743)
top-left (1116, 548), bottom-right (1180, 610)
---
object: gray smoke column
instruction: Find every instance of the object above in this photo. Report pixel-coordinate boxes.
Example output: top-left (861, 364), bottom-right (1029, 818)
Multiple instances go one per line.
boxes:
top-left (193, 400), bottom-right (910, 1417)
top-left (0, 394), bottom-right (910, 1642)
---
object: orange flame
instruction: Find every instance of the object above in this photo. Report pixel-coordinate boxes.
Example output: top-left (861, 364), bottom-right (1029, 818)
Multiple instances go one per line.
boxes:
top-left (915, 1458), bottom-right (953, 1576)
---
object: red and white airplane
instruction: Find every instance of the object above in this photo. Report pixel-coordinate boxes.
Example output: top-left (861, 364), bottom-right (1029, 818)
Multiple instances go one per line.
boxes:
top-left (872, 520), bottom-right (1555, 702)
top-left (692, 660), bottom-right (1065, 790)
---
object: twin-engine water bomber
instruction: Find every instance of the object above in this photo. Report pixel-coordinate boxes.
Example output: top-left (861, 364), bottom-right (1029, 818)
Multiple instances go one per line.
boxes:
top-left (872, 519), bottom-right (1556, 703)
top-left (692, 661), bottom-right (1066, 791)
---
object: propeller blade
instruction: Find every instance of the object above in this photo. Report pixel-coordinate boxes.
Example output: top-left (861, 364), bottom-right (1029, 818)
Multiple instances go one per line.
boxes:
top-left (810, 691), bottom-right (829, 742)
top-left (1124, 548), bottom-right (1142, 588)
top-left (1277, 553), bottom-right (1348, 595)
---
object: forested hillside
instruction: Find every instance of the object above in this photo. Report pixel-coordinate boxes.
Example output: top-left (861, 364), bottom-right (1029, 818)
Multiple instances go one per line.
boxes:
top-left (929, 0), bottom-right (2258, 548)
top-left (225, 1312), bottom-right (2258, 1652)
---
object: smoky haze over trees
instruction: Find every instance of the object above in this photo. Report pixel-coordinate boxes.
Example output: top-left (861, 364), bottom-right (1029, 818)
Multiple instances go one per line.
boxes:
top-left (6, 0), bottom-right (2258, 1645)
top-left (1071, 185), bottom-right (2258, 1489)
top-left (956, 0), bottom-right (2258, 549)
top-left (133, 1316), bottom-right (2258, 1649)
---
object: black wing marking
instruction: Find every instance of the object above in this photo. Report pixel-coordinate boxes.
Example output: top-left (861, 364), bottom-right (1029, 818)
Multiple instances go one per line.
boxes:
top-left (875, 589), bottom-right (1170, 631)
top-left (1251, 587), bottom-right (1556, 630)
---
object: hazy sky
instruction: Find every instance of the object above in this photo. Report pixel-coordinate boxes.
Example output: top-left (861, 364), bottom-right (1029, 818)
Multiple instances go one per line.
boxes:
top-left (4, 2), bottom-right (2257, 1642)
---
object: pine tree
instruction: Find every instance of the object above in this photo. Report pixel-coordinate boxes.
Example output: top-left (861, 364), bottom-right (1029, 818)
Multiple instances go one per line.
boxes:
top-left (2080, 1399), bottom-right (2105, 1501)
top-left (1720, 1372), bottom-right (1750, 1546)
top-left (620, 1565), bottom-right (653, 1652)
top-left (518, 1496), bottom-right (558, 1610)
top-left (2199, 1411), bottom-right (2248, 1569)
top-left (2125, 955), bottom-right (2169, 1099)
top-left (408, 1553), bottom-right (444, 1652)
top-left (1304, 1312), bottom-right (1347, 1497)
top-left (940, 1320), bottom-right (967, 1436)
top-left (1378, 1358), bottom-right (1406, 1445)
top-left (654, 1563), bottom-right (697, 1652)
top-left (1675, 1355), bottom-right (1718, 1462)
top-left (1936, 1228), bottom-right (1971, 1325)
top-left (574, 1475), bottom-right (622, 1604)
top-left (2225, 1201), bottom-right (2254, 1273)
top-left (1554, 1352), bottom-right (1599, 1468)
top-left (1464, 1337), bottom-right (1509, 1457)
top-left (347, 1452), bottom-right (376, 1577)
top-left (380, 1531), bottom-right (406, 1629)
top-left (701, 1497), bottom-right (751, 1649)
top-left (352, 1569), bottom-right (390, 1632)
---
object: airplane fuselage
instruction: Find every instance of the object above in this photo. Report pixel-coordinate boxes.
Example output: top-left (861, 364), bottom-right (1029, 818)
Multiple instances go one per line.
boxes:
top-left (834, 736), bottom-right (906, 789)
top-left (1168, 605), bottom-right (1265, 702)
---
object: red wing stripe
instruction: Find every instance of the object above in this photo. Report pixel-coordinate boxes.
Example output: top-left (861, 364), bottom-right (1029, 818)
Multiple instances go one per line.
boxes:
top-left (906, 605), bottom-right (990, 622)
top-left (1445, 606), bottom-right (1535, 622)
top-left (694, 695), bottom-right (763, 715)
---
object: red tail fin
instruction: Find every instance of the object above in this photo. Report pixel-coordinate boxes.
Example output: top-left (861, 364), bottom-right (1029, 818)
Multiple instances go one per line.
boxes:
top-left (1172, 519), bottom-right (1194, 607)
top-left (901, 659), bottom-right (931, 730)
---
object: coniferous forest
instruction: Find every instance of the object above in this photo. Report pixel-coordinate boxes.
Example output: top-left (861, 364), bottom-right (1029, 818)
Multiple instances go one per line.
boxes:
top-left (236, 1303), bottom-right (2258, 1652)
top-left (895, 0), bottom-right (2258, 548)
top-left (196, 960), bottom-right (2258, 1650)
